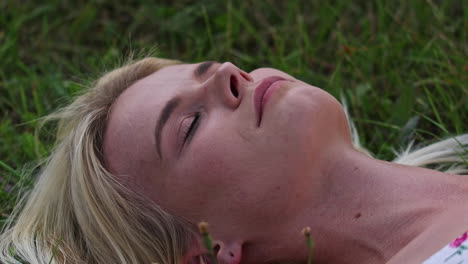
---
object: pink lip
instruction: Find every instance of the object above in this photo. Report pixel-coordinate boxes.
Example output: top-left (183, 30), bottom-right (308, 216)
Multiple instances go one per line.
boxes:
top-left (254, 76), bottom-right (286, 126)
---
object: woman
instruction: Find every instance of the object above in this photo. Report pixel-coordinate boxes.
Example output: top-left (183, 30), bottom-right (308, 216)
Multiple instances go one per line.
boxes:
top-left (0, 57), bottom-right (467, 264)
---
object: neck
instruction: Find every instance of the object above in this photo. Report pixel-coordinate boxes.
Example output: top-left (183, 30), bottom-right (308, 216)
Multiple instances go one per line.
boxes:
top-left (247, 147), bottom-right (468, 264)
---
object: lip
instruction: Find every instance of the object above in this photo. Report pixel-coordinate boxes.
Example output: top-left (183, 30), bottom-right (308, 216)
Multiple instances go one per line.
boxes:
top-left (254, 76), bottom-right (286, 126)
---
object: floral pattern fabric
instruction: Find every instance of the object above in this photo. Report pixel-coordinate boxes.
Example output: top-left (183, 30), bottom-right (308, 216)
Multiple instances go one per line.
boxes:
top-left (423, 231), bottom-right (468, 264)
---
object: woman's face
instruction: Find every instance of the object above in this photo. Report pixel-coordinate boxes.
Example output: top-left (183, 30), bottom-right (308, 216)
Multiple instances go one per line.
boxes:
top-left (103, 61), bottom-right (351, 243)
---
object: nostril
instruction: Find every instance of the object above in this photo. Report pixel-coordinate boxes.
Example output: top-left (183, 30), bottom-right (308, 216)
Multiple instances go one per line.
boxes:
top-left (230, 75), bottom-right (239, 98)
top-left (212, 244), bottom-right (221, 257)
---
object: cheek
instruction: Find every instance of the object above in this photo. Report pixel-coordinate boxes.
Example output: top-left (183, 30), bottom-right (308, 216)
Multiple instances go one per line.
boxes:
top-left (175, 132), bottom-right (306, 219)
top-left (179, 135), bottom-right (244, 191)
top-left (167, 139), bottom-right (250, 218)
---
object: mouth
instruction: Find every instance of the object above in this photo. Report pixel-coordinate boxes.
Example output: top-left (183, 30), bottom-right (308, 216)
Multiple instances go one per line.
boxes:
top-left (254, 76), bottom-right (286, 126)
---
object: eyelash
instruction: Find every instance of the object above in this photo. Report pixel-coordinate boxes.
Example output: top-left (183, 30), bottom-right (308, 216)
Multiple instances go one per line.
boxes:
top-left (182, 112), bottom-right (201, 144)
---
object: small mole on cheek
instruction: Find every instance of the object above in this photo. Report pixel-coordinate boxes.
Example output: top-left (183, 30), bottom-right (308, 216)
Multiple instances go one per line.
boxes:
top-left (276, 186), bottom-right (281, 190)
top-left (352, 166), bottom-right (359, 173)
top-left (354, 212), bottom-right (362, 219)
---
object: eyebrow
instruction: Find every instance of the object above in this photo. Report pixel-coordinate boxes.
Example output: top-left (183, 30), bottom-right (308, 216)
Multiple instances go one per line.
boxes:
top-left (194, 61), bottom-right (216, 78)
top-left (154, 61), bottom-right (217, 161)
top-left (154, 96), bottom-right (180, 160)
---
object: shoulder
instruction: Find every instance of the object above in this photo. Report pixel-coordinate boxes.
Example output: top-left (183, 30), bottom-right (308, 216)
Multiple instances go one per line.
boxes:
top-left (387, 205), bottom-right (468, 264)
top-left (422, 232), bottom-right (468, 264)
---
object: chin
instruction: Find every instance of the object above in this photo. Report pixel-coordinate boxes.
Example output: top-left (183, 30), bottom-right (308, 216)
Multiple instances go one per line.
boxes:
top-left (272, 82), bottom-right (352, 154)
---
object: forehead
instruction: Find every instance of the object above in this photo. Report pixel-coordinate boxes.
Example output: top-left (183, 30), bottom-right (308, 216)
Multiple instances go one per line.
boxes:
top-left (145, 63), bottom-right (195, 84)
top-left (103, 63), bottom-right (196, 176)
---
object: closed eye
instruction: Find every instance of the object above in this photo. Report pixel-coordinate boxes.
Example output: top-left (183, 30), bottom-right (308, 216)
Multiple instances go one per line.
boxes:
top-left (182, 112), bottom-right (201, 146)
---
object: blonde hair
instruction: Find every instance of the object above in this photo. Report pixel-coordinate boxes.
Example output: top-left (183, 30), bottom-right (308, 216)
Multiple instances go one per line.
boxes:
top-left (1, 57), bottom-right (466, 264)
top-left (342, 97), bottom-right (468, 174)
top-left (0, 57), bottom-right (199, 264)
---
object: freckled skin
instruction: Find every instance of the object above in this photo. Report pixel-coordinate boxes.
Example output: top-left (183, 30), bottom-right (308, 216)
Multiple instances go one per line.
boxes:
top-left (103, 63), bottom-right (351, 226)
top-left (103, 61), bottom-right (352, 262)
top-left (103, 62), bottom-right (468, 264)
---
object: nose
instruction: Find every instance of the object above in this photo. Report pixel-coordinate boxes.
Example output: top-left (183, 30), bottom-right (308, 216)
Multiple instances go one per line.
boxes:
top-left (204, 62), bottom-right (253, 109)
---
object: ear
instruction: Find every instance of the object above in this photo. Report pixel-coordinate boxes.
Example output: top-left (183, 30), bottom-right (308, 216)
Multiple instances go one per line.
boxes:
top-left (184, 237), bottom-right (243, 264)
top-left (183, 240), bottom-right (207, 264)
top-left (212, 240), bottom-right (242, 264)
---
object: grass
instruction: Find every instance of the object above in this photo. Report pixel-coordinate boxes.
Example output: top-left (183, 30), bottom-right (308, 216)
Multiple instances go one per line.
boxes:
top-left (0, 0), bottom-right (467, 241)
